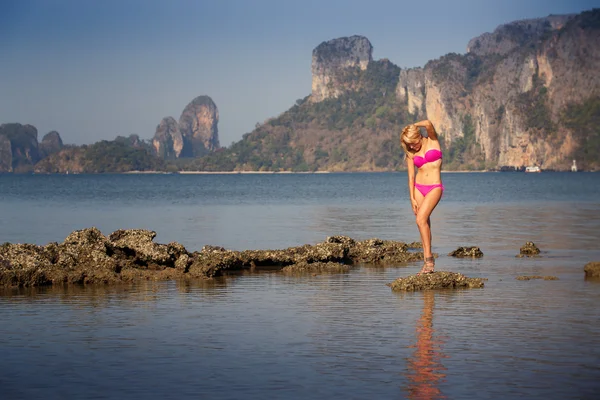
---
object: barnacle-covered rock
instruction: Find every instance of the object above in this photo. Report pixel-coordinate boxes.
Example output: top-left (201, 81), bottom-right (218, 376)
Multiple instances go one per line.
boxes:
top-left (388, 271), bottom-right (485, 291)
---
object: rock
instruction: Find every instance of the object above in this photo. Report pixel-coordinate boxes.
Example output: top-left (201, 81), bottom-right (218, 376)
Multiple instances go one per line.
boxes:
top-left (168, 242), bottom-right (191, 272)
top-left (518, 241), bottom-right (541, 257)
top-left (467, 15), bottom-right (573, 57)
top-left (392, 10), bottom-right (600, 172)
top-left (388, 271), bottom-right (485, 291)
top-left (57, 227), bottom-right (118, 273)
top-left (0, 123), bottom-right (41, 172)
top-left (407, 241), bottom-right (423, 249)
top-left (170, 237), bottom-right (420, 278)
top-left (39, 131), bottom-right (64, 158)
top-left (188, 250), bottom-right (245, 278)
top-left (396, 68), bottom-right (426, 117)
top-left (152, 116), bottom-right (184, 159)
top-left (448, 246), bottom-right (484, 258)
top-left (0, 243), bottom-right (54, 287)
top-left (516, 275), bottom-right (559, 280)
top-left (178, 96), bottom-right (220, 157)
top-left (108, 229), bottom-right (172, 268)
top-left (0, 228), bottom-right (195, 287)
top-left (174, 254), bottom-right (191, 273)
top-left (310, 35), bottom-right (373, 102)
top-left (351, 238), bottom-right (425, 264)
top-left (34, 147), bottom-right (87, 174)
top-left (326, 235), bottom-right (356, 247)
top-left (0, 134), bottom-right (13, 172)
top-left (0, 231), bottom-right (426, 286)
top-left (584, 262), bottom-right (600, 278)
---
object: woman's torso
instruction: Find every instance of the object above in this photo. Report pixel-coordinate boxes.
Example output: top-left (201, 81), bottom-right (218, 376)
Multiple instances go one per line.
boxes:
top-left (413, 138), bottom-right (443, 185)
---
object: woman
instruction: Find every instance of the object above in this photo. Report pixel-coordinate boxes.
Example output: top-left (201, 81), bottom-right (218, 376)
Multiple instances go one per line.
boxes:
top-left (400, 120), bottom-right (444, 274)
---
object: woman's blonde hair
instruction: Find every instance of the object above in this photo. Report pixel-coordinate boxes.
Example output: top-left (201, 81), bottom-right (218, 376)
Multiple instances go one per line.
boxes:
top-left (400, 124), bottom-right (421, 156)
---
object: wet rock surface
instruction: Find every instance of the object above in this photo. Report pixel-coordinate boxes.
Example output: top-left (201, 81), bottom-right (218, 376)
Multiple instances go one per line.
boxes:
top-left (0, 230), bottom-right (424, 287)
top-left (388, 271), bottom-right (485, 291)
top-left (584, 262), bottom-right (600, 278)
top-left (518, 241), bottom-right (541, 257)
top-left (516, 275), bottom-right (559, 280)
top-left (448, 246), bottom-right (484, 258)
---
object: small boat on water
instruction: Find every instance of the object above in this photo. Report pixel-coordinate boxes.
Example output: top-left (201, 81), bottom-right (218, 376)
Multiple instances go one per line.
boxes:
top-left (525, 165), bottom-right (541, 173)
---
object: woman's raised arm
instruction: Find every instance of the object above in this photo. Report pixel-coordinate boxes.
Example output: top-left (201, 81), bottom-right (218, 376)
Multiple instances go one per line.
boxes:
top-left (414, 120), bottom-right (438, 140)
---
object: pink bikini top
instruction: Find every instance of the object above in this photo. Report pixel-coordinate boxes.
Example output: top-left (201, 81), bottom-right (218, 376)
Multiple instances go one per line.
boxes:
top-left (413, 149), bottom-right (443, 168)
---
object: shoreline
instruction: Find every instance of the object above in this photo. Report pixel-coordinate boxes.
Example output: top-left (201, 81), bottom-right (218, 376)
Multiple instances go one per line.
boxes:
top-left (15, 170), bottom-right (596, 175)
top-left (126, 169), bottom-right (517, 174)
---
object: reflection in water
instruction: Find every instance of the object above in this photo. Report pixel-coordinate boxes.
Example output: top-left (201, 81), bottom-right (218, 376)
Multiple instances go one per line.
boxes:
top-left (0, 277), bottom-right (233, 305)
top-left (405, 291), bottom-right (446, 399)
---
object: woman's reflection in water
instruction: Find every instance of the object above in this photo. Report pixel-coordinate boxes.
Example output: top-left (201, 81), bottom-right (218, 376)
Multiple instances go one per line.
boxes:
top-left (405, 290), bottom-right (447, 399)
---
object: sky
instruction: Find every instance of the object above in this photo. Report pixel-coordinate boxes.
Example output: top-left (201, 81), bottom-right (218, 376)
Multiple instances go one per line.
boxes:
top-left (1, 0), bottom-right (598, 147)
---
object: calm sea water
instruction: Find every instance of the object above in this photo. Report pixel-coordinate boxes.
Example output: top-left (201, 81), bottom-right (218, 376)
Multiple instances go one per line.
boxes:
top-left (1, 172), bottom-right (599, 399)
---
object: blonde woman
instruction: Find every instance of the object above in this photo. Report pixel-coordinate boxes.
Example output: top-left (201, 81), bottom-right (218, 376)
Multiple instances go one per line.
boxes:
top-left (400, 120), bottom-right (443, 274)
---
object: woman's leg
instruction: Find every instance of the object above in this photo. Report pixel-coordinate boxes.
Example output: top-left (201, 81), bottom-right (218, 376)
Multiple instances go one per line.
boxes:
top-left (414, 187), bottom-right (443, 272)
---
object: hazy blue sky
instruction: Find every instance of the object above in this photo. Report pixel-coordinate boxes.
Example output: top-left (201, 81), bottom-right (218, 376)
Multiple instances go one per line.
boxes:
top-left (1, 0), bottom-right (598, 146)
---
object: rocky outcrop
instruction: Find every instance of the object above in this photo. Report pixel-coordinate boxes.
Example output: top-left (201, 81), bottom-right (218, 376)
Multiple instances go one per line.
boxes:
top-left (518, 241), bottom-right (541, 257)
top-left (388, 272), bottom-right (485, 291)
top-left (467, 15), bottom-right (574, 56)
top-left (0, 228), bottom-right (191, 287)
top-left (33, 147), bottom-right (86, 174)
top-left (584, 261), bottom-right (600, 278)
top-left (310, 35), bottom-right (373, 102)
top-left (152, 117), bottom-right (183, 159)
top-left (178, 96), bottom-right (220, 157)
top-left (152, 96), bottom-right (220, 159)
top-left (396, 68), bottom-right (426, 115)
top-left (0, 123), bottom-right (41, 172)
top-left (39, 131), bottom-right (64, 158)
top-left (448, 246), bottom-right (484, 258)
top-left (0, 134), bottom-right (12, 172)
top-left (0, 231), bottom-right (425, 287)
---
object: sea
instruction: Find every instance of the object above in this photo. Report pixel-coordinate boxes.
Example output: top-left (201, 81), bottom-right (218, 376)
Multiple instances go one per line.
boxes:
top-left (0, 172), bottom-right (599, 400)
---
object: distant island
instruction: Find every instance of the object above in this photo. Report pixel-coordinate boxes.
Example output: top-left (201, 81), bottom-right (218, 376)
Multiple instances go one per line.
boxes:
top-left (1, 8), bottom-right (598, 173)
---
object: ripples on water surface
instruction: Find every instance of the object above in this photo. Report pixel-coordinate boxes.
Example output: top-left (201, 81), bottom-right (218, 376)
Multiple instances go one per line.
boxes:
top-left (1, 172), bottom-right (600, 399)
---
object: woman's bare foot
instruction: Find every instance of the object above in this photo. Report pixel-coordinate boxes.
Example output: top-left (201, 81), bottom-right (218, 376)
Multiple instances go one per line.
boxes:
top-left (417, 256), bottom-right (435, 275)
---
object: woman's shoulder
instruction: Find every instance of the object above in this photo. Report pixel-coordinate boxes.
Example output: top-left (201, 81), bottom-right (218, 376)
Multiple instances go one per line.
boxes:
top-left (425, 137), bottom-right (441, 149)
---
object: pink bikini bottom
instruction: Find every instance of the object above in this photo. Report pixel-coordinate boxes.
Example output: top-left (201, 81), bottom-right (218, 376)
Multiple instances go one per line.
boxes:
top-left (415, 183), bottom-right (444, 197)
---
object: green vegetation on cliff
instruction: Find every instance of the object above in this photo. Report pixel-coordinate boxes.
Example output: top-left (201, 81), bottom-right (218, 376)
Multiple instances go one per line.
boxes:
top-left (35, 136), bottom-right (165, 173)
top-left (562, 96), bottom-right (600, 170)
top-left (82, 139), bottom-right (165, 173)
top-left (0, 123), bottom-right (40, 173)
top-left (180, 60), bottom-right (408, 172)
top-left (442, 114), bottom-right (485, 170)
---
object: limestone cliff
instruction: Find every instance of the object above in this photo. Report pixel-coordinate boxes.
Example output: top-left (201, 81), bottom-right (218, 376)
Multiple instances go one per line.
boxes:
top-left (39, 131), bottom-right (64, 158)
top-left (310, 35), bottom-right (373, 102)
top-left (178, 96), bottom-right (220, 157)
top-left (0, 135), bottom-right (12, 172)
top-left (396, 9), bottom-right (600, 170)
top-left (152, 117), bottom-right (183, 159)
top-left (190, 11), bottom-right (598, 172)
top-left (152, 96), bottom-right (220, 159)
top-left (467, 15), bottom-right (574, 57)
top-left (34, 147), bottom-right (86, 174)
top-left (0, 123), bottom-right (41, 172)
